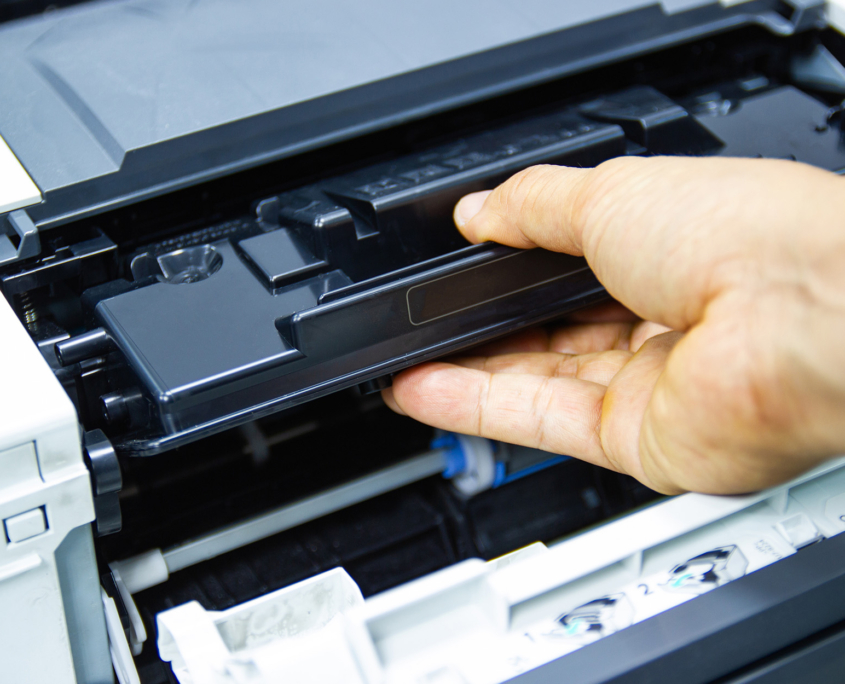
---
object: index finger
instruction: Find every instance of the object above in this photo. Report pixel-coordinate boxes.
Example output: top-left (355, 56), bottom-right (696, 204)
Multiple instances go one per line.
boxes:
top-left (453, 157), bottom-right (844, 330)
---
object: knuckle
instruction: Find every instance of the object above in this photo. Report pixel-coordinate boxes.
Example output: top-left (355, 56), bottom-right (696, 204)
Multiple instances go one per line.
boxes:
top-left (499, 166), bottom-right (549, 211)
top-left (531, 376), bottom-right (557, 451)
top-left (570, 157), bottom-right (641, 253)
top-left (638, 417), bottom-right (687, 494)
top-left (491, 165), bottom-right (561, 241)
top-left (475, 371), bottom-right (493, 436)
top-left (555, 354), bottom-right (577, 378)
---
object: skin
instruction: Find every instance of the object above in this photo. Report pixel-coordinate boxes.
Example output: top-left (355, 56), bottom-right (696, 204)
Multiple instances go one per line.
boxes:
top-left (382, 156), bottom-right (845, 495)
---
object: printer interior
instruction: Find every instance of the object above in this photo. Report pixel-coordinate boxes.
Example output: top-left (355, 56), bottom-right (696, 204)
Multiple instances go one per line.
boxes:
top-left (3, 17), bottom-right (845, 683)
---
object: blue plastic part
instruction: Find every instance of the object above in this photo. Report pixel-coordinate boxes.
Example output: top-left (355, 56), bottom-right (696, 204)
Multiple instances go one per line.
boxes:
top-left (493, 455), bottom-right (571, 488)
top-left (432, 433), bottom-right (466, 479)
top-left (493, 461), bottom-right (507, 488)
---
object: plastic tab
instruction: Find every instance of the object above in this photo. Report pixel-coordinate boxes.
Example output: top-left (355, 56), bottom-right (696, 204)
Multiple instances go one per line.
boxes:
top-left (579, 85), bottom-right (723, 155)
top-left (4, 507), bottom-right (47, 543)
top-left (0, 136), bottom-right (40, 215)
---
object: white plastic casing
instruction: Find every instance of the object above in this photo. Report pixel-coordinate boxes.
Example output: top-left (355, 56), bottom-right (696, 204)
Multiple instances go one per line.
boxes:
top-left (158, 458), bottom-right (845, 684)
top-left (0, 294), bottom-right (98, 683)
top-left (0, 134), bottom-right (40, 215)
top-left (829, 0), bottom-right (845, 33)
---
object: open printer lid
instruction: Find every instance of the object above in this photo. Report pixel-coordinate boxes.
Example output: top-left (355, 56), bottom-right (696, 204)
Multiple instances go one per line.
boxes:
top-left (0, 0), bottom-right (826, 230)
top-left (3, 0), bottom-right (842, 457)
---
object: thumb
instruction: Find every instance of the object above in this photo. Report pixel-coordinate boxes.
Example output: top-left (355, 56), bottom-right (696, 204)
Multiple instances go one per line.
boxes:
top-left (454, 164), bottom-right (590, 255)
top-left (453, 156), bottom-right (841, 331)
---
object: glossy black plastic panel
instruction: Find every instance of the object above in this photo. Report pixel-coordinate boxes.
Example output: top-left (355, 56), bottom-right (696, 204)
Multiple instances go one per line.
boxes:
top-left (0, 0), bottom-right (816, 229)
top-left (98, 242), bottom-right (603, 449)
top-left (75, 77), bottom-right (845, 454)
top-left (697, 85), bottom-right (845, 168)
top-left (91, 107), bottom-right (627, 453)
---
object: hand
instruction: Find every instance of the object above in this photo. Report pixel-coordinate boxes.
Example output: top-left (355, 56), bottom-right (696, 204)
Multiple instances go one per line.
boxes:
top-left (382, 156), bottom-right (845, 495)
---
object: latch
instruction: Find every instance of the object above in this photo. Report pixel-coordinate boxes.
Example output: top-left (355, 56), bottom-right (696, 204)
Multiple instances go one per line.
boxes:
top-left (83, 429), bottom-right (123, 536)
top-left (0, 210), bottom-right (40, 267)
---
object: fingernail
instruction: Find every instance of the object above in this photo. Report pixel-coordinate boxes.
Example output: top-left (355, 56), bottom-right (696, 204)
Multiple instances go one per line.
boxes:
top-left (454, 190), bottom-right (492, 229)
top-left (381, 387), bottom-right (407, 416)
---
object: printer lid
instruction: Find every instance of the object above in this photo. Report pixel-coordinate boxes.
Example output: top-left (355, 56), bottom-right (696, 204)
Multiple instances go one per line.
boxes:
top-left (0, 0), bottom-right (823, 230)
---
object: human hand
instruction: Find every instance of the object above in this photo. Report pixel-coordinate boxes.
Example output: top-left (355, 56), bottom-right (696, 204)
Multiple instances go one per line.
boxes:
top-left (382, 156), bottom-right (845, 494)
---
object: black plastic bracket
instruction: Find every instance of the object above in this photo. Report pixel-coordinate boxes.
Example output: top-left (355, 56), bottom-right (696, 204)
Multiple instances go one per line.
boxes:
top-left (82, 429), bottom-right (122, 536)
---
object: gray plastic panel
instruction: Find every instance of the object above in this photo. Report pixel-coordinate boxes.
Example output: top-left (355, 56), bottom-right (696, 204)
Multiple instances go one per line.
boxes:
top-left (54, 524), bottom-right (113, 684)
top-left (0, 0), bottom-right (815, 229)
top-left (722, 622), bottom-right (845, 684)
top-left (507, 532), bottom-right (845, 684)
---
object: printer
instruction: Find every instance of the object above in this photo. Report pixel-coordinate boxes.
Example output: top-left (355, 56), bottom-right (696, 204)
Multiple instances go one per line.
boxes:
top-left (1, 1), bottom-right (845, 682)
